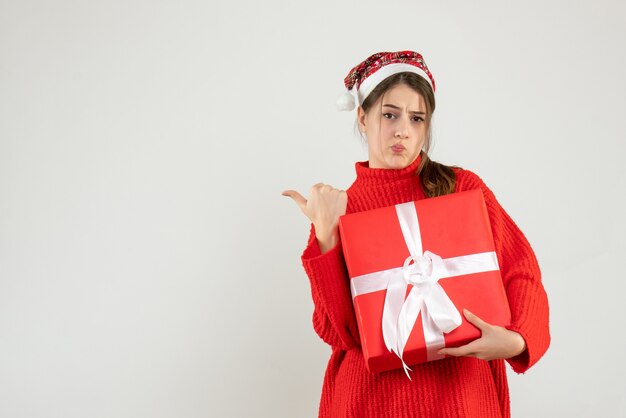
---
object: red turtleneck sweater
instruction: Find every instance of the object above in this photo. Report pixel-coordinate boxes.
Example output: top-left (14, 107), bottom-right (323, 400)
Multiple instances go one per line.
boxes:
top-left (300, 154), bottom-right (550, 418)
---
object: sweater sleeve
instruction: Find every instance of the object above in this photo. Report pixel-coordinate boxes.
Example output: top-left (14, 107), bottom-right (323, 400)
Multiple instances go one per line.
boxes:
top-left (301, 223), bottom-right (360, 351)
top-left (456, 169), bottom-right (551, 374)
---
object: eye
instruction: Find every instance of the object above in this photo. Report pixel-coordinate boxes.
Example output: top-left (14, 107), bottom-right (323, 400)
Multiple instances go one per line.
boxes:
top-left (382, 113), bottom-right (396, 119)
top-left (412, 116), bottom-right (425, 122)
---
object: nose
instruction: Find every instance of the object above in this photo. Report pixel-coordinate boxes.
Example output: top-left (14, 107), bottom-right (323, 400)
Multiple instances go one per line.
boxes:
top-left (395, 115), bottom-right (410, 139)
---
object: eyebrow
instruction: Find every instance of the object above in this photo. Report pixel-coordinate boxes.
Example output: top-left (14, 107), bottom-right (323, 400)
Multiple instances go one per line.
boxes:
top-left (382, 104), bottom-right (426, 114)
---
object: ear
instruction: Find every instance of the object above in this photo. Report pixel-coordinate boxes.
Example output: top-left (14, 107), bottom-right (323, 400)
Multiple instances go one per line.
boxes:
top-left (357, 106), bottom-right (367, 133)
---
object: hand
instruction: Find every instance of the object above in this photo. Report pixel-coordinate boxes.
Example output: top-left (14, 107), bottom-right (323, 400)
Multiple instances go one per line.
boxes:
top-left (282, 184), bottom-right (348, 253)
top-left (437, 309), bottom-right (526, 361)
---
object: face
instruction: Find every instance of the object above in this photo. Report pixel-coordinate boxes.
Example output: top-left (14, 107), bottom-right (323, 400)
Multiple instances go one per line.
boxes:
top-left (358, 83), bottom-right (428, 169)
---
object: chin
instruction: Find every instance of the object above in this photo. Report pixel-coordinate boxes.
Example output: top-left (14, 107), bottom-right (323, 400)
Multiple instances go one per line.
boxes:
top-left (385, 155), bottom-right (412, 169)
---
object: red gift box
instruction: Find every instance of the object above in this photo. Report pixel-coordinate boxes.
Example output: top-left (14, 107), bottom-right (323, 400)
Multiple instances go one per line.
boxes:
top-left (338, 189), bottom-right (511, 374)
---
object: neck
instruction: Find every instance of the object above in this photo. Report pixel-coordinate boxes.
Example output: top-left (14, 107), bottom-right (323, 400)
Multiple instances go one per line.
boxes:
top-left (347, 152), bottom-right (427, 211)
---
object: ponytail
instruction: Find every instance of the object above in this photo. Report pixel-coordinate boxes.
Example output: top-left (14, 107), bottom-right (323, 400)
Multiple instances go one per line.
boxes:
top-left (417, 151), bottom-right (459, 198)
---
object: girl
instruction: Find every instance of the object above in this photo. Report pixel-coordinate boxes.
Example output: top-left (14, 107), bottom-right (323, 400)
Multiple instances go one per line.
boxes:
top-left (282, 50), bottom-right (550, 418)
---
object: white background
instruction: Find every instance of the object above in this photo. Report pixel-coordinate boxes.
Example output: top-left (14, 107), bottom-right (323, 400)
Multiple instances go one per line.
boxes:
top-left (1, 1), bottom-right (625, 417)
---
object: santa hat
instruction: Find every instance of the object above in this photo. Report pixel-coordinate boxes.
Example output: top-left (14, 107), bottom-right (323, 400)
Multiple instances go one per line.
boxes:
top-left (336, 50), bottom-right (436, 111)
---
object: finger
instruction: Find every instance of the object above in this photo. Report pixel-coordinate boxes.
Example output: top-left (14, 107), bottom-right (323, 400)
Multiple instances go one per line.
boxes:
top-left (463, 309), bottom-right (491, 331)
top-left (438, 339), bottom-right (482, 357)
top-left (281, 190), bottom-right (308, 212)
top-left (314, 183), bottom-right (338, 197)
top-left (311, 182), bottom-right (325, 191)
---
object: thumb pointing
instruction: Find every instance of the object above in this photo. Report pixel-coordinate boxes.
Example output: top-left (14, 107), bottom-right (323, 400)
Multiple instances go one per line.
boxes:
top-left (282, 190), bottom-right (308, 213)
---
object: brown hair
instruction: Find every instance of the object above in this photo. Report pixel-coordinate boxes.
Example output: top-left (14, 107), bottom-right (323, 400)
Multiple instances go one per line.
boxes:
top-left (359, 72), bottom-right (459, 198)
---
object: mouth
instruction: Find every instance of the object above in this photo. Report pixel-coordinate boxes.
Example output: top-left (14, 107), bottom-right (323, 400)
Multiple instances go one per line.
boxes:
top-left (391, 144), bottom-right (406, 153)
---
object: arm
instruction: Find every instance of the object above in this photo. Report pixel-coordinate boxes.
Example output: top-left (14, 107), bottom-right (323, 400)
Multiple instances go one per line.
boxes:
top-left (467, 171), bottom-right (551, 373)
top-left (301, 223), bottom-right (360, 351)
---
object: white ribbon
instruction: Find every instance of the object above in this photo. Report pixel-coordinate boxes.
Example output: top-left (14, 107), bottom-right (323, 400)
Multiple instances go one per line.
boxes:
top-left (350, 201), bottom-right (500, 378)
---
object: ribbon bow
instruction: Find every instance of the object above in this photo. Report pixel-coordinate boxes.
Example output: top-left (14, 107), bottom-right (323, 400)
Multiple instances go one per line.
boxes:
top-left (385, 250), bottom-right (462, 377)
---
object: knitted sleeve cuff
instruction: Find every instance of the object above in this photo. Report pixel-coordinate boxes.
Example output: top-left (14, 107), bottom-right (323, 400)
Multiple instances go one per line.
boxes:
top-left (301, 236), bottom-right (354, 314)
top-left (301, 225), bottom-right (343, 275)
top-left (505, 324), bottom-right (531, 373)
top-left (504, 277), bottom-right (551, 374)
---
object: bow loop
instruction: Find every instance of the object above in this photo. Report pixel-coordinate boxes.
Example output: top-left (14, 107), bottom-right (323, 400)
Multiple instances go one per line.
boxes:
top-left (402, 250), bottom-right (446, 286)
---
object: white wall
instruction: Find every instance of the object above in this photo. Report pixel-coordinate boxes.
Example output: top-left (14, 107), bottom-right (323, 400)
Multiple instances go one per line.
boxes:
top-left (1, 1), bottom-right (625, 417)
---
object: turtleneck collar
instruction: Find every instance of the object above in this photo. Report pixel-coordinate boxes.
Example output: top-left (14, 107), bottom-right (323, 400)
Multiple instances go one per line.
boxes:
top-left (353, 153), bottom-right (422, 187)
